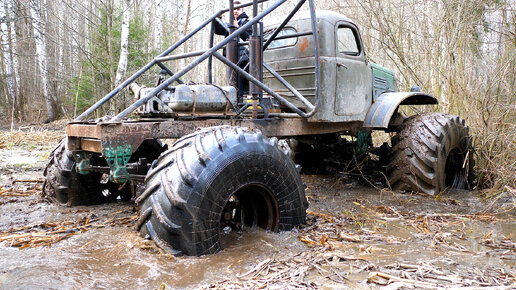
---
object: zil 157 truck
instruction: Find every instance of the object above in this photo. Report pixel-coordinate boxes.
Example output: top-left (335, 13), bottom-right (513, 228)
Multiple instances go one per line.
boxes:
top-left (43, 0), bottom-right (474, 255)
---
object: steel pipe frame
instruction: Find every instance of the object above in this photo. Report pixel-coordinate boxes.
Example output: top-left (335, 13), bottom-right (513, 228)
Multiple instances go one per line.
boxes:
top-left (77, 0), bottom-right (320, 122)
top-left (240, 31), bottom-right (313, 46)
top-left (233, 0), bottom-right (320, 116)
top-left (249, 0), bottom-right (260, 97)
top-left (75, 1), bottom-right (265, 121)
top-left (223, 0), bottom-right (320, 117)
top-left (110, 0), bottom-right (287, 122)
top-left (262, 0), bottom-right (306, 50)
top-left (155, 50), bottom-right (208, 62)
top-left (213, 51), bottom-right (310, 117)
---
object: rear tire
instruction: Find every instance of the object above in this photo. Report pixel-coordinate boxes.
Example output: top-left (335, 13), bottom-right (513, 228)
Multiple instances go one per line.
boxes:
top-left (43, 138), bottom-right (113, 206)
top-left (136, 126), bottom-right (308, 256)
top-left (387, 113), bottom-right (474, 195)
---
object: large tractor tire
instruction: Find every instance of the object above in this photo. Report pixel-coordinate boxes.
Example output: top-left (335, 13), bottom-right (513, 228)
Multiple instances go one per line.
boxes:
top-left (388, 113), bottom-right (474, 195)
top-left (136, 126), bottom-right (308, 256)
top-left (43, 138), bottom-right (116, 206)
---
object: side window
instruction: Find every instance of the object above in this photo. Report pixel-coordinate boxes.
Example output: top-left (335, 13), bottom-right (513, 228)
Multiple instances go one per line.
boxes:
top-left (337, 26), bottom-right (360, 56)
top-left (265, 28), bottom-right (297, 49)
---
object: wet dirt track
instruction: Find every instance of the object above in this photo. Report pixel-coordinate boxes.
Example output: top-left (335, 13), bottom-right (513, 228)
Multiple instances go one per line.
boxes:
top-left (0, 137), bottom-right (515, 289)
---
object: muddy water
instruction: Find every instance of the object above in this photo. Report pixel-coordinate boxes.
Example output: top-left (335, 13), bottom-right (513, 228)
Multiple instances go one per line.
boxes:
top-left (1, 146), bottom-right (515, 288)
top-left (0, 197), bottom-right (306, 289)
top-left (1, 146), bottom-right (307, 289)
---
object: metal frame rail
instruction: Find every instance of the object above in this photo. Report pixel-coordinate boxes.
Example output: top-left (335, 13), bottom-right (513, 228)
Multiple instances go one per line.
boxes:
top-left (74, 0), bottom-right (320, 123)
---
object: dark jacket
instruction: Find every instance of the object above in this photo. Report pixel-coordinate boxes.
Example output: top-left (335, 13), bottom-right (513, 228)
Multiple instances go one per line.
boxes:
top-left (213, 12), bottom-right (252, 65)
top-left (214, 12), bottom-right (252, 41)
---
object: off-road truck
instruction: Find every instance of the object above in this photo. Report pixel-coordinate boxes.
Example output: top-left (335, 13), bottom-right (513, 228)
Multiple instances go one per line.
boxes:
top-left (43, 0), bottom-right (474, 256)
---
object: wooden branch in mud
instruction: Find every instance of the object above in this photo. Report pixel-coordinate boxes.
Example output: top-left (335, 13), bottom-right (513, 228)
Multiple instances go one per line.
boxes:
top-left (339, 232), bottom-right (362, 242)
top-left (321, 252), bottom-right (368, 262)
top-left (0, 191), bottom-right (38, 197)
top-left (237, 258), bottom-right (272, 278)
top-left (12, 179), bottom-right (45, 184)
top-left (207, 255), bottom-right (320, 289)
top-left (0, 183), bottom-right (42, 198)
top-left (397, 263), bottom-right (445, 275)
top-left (0, 215), bottom-right (138, 249)
top-left (368, 271), bottom-right (439, 288)
top-left (306, 210), bottom-right (336, 222)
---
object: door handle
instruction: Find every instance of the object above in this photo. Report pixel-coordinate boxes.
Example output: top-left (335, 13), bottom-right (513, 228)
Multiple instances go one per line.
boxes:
top-left (337, 63), bottom-right (348, 69)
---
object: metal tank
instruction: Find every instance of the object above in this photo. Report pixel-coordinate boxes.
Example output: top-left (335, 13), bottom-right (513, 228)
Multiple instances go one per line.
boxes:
top-left (130, 83), bottom-right (237, 114)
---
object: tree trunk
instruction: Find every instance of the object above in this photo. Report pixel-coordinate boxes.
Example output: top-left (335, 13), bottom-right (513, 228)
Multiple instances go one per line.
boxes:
top-left (114, 0), bottom-right (131, 86)
top-left (107, 0), bottom-right (115, 114)
top-left (29, 0), bottom-right (57, 123)
top-left (1, 0), bottom-right (19, 128)
top-left (183, 0), bottom-right (192, 34)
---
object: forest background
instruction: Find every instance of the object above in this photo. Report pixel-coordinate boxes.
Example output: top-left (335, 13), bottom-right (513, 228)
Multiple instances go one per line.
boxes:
top-left (0, 0), bottom-right (514, 192)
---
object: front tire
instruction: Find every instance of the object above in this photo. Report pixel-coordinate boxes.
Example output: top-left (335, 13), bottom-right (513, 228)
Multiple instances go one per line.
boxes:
top-left (387, 113), bottom-right (474, 195)
top-left (136, 126), bottom-right (308, 256)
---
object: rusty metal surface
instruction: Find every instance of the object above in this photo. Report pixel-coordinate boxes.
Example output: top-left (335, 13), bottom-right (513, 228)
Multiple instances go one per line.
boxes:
top-left (67, 121), bottom-right (153, 153)
top-left (67, 137), bottom-right (81, 151)
top-left (66, 118), bottom-right (361, 153)
top-left (249, 35), bottom-right (261, 96)
top-left (155, 118), bottom-right (361, 138)
top-left (80, 139), bottom-right (102, 153)
top-left (363, 92), bottom-right (438, 129)
top-left (67, 124), bottom-right (102, 139)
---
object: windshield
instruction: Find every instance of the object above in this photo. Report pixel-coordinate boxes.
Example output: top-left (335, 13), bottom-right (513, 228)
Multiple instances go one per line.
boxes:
top-left (265, 28), bottom-right (298, 49)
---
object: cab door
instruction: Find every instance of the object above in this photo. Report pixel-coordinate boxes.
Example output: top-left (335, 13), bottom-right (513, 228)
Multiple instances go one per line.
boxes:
top-left (334, 23), bottom-right (372, 119)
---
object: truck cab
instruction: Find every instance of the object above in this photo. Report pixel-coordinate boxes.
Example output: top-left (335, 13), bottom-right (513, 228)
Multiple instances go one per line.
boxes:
top-left (264, 11), bottom-right (395, 122)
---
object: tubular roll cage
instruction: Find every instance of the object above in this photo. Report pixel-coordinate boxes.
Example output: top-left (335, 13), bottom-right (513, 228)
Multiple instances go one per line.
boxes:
top-left (74, 0), bottom-right (320, 123)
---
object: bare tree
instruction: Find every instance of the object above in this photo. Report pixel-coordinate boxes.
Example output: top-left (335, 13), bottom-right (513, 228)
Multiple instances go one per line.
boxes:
top-left (29, 0), bottom-right (57, 122)
top-left (1, 0), bottom-right (20, 129)
top-left (114, 0), bottom-right (131, 87)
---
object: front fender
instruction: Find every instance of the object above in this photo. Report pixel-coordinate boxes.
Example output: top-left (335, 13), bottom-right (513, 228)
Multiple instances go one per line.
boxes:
top-left (363, 92), bottom-right (438, 128)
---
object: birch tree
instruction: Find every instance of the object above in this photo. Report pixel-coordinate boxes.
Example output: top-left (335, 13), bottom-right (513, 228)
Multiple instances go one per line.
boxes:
top-left (109, 0), bottom-right (131, 114)
top-left (114, 0), bottom-right (131, 86)
top-left (29, 0), bottom-right (57, 122)
top-left (1, 0), bottom-right (19, 128)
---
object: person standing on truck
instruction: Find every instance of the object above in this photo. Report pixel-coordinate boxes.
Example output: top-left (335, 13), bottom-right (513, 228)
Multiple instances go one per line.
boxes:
top-left (213, 1), bottom-right (252, 101)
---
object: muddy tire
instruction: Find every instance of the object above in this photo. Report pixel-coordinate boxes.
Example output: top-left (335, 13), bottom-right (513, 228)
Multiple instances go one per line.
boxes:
top-left (43, 138), bottom-right (112, 206)
top-left (387, 113), bottom-right (474, 195)
top-left (136, 126), bottom-right (307, 256)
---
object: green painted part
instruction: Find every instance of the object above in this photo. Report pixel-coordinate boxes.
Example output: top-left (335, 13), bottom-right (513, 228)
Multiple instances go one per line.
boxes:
top-left (356, 130), bottom-right (371, 154)
top-left (103, 144), bottom-right (132, 184)
top-left (371, 62), bottom-right (396, 101)
top-left (75, 152), bottom-right (91, 175)
top-left (371, 62), bottom-right (395, 82)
